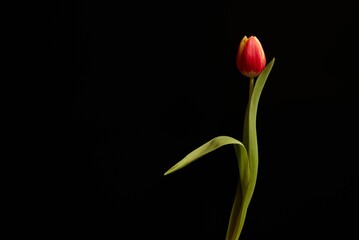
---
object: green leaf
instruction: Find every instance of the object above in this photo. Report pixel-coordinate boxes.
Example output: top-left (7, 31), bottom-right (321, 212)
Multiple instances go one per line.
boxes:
top-left (164, 136), bottom-right (249, 183)
top-left (225, 144), bottom-right (250, 240)
top-left (164, 136), bottom-right (251, 240)
top-left (243, 57), bottom-right (275, 193)
top-left (226, 58), bottom-right (275, 240)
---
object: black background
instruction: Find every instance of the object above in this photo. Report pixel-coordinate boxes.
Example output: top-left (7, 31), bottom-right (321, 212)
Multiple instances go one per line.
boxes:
top-left (51, 1), bottom-right (358, 239)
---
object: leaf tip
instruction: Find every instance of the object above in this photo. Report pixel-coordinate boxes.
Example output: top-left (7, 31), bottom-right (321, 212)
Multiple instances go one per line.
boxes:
top-left (163, 167), bottom-right (174, 176)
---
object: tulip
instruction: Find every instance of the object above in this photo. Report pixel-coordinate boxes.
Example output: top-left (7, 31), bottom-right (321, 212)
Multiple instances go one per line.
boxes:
top-left (164, 33), bottom-right (275, 240)
top-left (236, 36), bottom-right (266, 78)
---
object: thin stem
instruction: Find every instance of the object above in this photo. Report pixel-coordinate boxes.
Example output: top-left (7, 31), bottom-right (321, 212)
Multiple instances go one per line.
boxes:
top-left (249, 77), bottom-right (254, 101)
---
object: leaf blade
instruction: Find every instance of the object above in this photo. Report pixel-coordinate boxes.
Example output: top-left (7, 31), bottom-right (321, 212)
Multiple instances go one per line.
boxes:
top-left (164, 136), bottom-right (247, 176)
top-left (163, 135), bottom-right (252, 240)
top-left (225, 144), bottom-right (251, 240)
top-left (246, 58), bottom-right (275, 187)
top-left (228, 58), bottom-right (274, 240)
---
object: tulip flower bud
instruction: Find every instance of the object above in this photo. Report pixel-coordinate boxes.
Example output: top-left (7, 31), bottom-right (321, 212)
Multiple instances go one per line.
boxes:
top-left (236, 36), bottom-right (266, 78)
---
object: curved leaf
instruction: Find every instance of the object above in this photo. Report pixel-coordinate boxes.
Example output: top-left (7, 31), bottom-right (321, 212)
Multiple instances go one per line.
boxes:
top-left (164, 136), bottom-right (251, 240)
top-left (164, 136), bottom-right (249, 185)
top-left (225, 144), bottom-right (250, 240)
top-left (244, 58), bottom-right (275, 193)
top-left (227, 58), bottom-right (275, 240)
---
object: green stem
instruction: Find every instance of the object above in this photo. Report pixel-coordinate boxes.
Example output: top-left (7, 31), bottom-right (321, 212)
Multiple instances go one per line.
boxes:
top-left (249, 77), bottom-right (254, 102)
